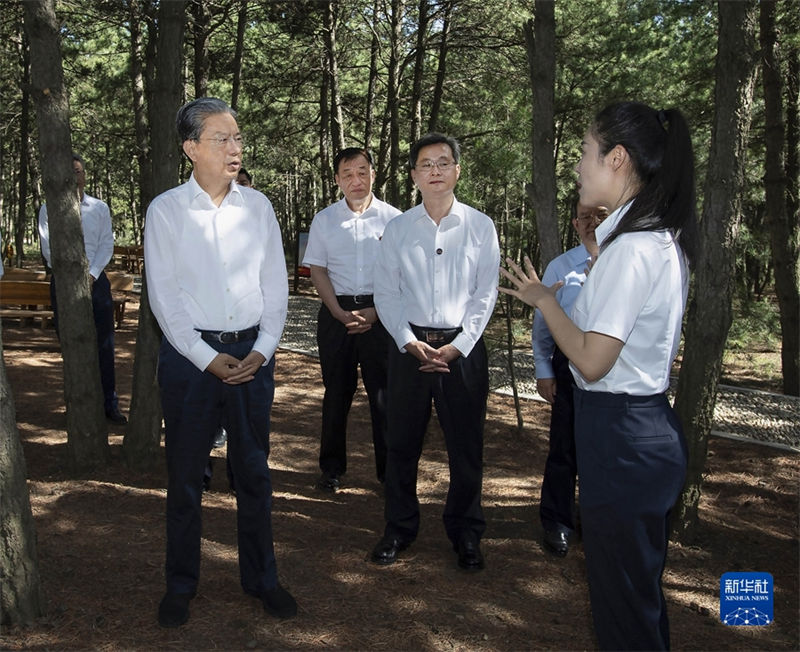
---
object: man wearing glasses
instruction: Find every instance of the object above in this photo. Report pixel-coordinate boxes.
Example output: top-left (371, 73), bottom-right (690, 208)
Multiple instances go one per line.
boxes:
top-left (370, 133), bottom-right (500, 571)
top-left (533, 200), bottom-right (606, 559)
top-left (145, 97), bottom-right (295, 627)
top-left (303, 147), bottom-right (400, 493)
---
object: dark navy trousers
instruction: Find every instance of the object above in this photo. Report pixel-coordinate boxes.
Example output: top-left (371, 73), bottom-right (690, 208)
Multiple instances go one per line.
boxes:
top-left (316, 300), bottom-right (388, 480)
top-left (574, 388), bottom-right (687, 651)
top-left (158, 338), bottom-right (278, 597)
top-left (50, 271), bottom-right (118, 412)
top-left (539, 348), bottom-right (577, 533)
top-left (383, 338), bottom-right (488, 546)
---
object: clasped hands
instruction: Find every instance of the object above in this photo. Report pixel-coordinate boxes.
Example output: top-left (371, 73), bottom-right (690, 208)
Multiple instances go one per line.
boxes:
top-left (338, 306), bottom-right (378, 335)
top-left (405, 341), bottom-right (460, 373)
top-left (207, 350), bottom-right (266, 384)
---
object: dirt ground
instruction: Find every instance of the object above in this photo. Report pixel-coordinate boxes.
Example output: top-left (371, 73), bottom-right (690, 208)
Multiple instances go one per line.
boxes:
top-left (1, 299), bottom-right (798, 651)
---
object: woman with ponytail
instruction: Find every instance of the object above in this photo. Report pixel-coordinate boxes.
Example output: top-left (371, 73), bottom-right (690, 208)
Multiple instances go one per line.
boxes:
top-left (501, 101), bottom-right (698, 650)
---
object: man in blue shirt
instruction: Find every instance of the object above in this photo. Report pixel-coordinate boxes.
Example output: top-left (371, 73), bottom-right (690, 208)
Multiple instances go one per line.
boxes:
top-left (533, 201), bottom-right (605, 557)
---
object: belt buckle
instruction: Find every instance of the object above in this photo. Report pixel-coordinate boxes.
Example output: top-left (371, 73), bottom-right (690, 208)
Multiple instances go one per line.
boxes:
top-left (219, 331), bottom-right (236, 344)
top-left (353, 294), bottom-right (364, 305)
top-left (426, 331), bottom-right (444, 344)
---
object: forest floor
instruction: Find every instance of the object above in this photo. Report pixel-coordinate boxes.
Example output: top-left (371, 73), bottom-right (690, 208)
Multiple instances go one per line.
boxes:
top-left (1, 297), bottom-right (798, 651)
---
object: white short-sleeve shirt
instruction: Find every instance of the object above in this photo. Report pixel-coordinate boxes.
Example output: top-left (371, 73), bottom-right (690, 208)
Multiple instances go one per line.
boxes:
top-left (302, 195), bottom-right (400, 295)
top-left (570, 203), bottom-right (689, 395)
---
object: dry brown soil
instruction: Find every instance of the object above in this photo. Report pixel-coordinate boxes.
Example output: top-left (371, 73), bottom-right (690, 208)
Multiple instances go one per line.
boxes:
top-left (1, 299), bottom-right (798, 651)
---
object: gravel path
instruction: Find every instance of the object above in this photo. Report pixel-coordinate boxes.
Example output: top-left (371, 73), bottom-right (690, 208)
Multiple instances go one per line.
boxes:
top-left (282, 295), bottom-right (799, 452)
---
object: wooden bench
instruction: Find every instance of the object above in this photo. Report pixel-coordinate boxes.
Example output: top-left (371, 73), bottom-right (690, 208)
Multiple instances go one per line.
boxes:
top-left (113, 245), bottom-right (144, 274)
top-left (1, 272), bottom-right (134, 329)
top-left (0, 280), bottom-right (54, 328)
top-left (106, 271), bottom-right (134, 328)
top-left (2, 267), bottom-right (48, 281)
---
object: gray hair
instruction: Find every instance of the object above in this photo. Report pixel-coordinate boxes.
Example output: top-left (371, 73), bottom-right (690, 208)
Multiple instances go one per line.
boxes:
top-left (176, 97), bottom-right (237, 142)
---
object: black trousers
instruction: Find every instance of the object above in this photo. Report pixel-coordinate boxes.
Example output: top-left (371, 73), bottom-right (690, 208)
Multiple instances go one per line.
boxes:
top-left (50, 271), bottom-right (118, 412)
top-left (158, 338), bottom-right (279, 597)
top-left (383, 337), bottom-right (488, 545)
top-left (539, 347), bottom-right (577, 532)
top-left (316, 299), bottom-right (388, 480)
top-left (574, 388), bottom-right (687, 651)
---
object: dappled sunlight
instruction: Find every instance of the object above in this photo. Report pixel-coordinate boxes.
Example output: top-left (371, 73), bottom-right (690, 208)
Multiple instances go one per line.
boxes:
top-left (4, 306), bottom-right (798, 650)
top-left (17, 429), bottom-right (66, 445)
top-left (14, 356), bottom-right (59, 368)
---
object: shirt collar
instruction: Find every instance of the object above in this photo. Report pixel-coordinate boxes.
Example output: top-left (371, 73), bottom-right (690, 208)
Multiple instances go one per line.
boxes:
top-left (595, 200), bottom-right (632, 247)
top-left (416, 196), bottom-right (463, 225)
top-left (187, 173), bottom-right (242, 207)
top-left (339, 193), bottom-right (375, 217)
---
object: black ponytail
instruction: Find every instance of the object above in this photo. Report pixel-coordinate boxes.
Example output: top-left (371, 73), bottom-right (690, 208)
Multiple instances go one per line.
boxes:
top-left (592, 102), bottom-right (699, 268)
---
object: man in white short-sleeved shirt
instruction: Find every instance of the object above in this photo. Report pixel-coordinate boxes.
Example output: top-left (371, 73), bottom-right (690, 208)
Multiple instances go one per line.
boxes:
top-left (303, 148), bottom-right (400, 493)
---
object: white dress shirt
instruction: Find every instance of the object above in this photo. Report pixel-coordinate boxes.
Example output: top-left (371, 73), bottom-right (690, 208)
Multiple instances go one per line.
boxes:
top-left (144, 174), bottom-right (288, 372)
top-left (374, 198), bottom-right (500, 358)
top-left (532, 243), bottom-right (592, 379)
top-left (302, 195), bottom-right (400, 295)
top-left (38, 193), bottom-right (114, 279)
top-left (570, 202), bottom-right (689, 395)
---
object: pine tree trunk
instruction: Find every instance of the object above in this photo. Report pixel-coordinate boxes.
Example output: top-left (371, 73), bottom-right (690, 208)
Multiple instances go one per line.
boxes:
top-left (0, 322), bottom-right (44, 626)
top-left (24, 0), bottom-right (108, 472)
top-left (363, 0), bottom-right (380, 149)
top-left (785, 14), bottom-right (800, 395)
top-left (761, 1), bottom-right (800, 396)
top-left (671, 0), bottom-right (760, 542)
top-left (324, 0), bottom-right (346, 152)
top-left (405, 0), bottom-right (429, 207)
top-left (524, 3), bottom-right (559, 268)
top-left (129, 0), bottom-right (153, 246)
top-left (231, 0), bottom-right (248, 111)
top-left (192, 0), bottom-right (211, 99)
top-left (427, 0), bottom-right (452, 134)
top-left (15, 34), bottom-right (31, 270)
top-left (386, 0), bottom-right (403, 208)
top-left (123, 0), bottom-right (186, 470)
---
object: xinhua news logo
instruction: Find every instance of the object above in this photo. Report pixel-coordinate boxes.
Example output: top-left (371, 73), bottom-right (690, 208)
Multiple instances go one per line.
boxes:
top-left (720, 572), bottom-right (773, 626)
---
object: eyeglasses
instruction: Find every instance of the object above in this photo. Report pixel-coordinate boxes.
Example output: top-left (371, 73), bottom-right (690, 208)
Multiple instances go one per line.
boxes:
top-left (415, 159), bottom-right (456, 173)
top-left (196, 134), bottom-right (245, 148)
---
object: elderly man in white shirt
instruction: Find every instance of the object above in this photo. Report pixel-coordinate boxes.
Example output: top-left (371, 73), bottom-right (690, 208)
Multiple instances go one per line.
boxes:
top-left (38, 154), bottom-right (125, 424)
top-left (145, 98), bottom-right (295, 628)
top-left (303, 147), bottom-right (400, 493)
top-left (371, 133), bottom-right (500, 572)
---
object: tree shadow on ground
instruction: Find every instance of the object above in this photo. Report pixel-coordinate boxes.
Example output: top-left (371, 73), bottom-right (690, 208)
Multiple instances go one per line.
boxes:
top-left (2, 309), bottom-right (798, 650)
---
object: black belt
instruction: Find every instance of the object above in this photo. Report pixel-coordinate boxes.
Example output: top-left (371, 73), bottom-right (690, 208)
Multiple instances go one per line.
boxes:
top-left (410, 324), bottom-right (462, 346)
top-left (337, 294), bottom-right (374, 309)
top-left (197, 326), bottom-right (259, 344)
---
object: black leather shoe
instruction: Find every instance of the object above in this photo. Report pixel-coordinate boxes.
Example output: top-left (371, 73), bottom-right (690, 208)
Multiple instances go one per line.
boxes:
top-left (316, 471), bottom-right (340, 492)
top-left (212, 427), bottom-right (227, 448)
top-left (106, 408), bottom-right (128, 425)
top-left (370, 535), bottom-right (409, 565)
top-left (456, 534), bottom-right (485, 572)
top-left (157, 592), bottom-right (192, 628)
top-left (255, 584), bottom-right (297, 619)
top-left (542, 529), bottom-right (569, 557)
